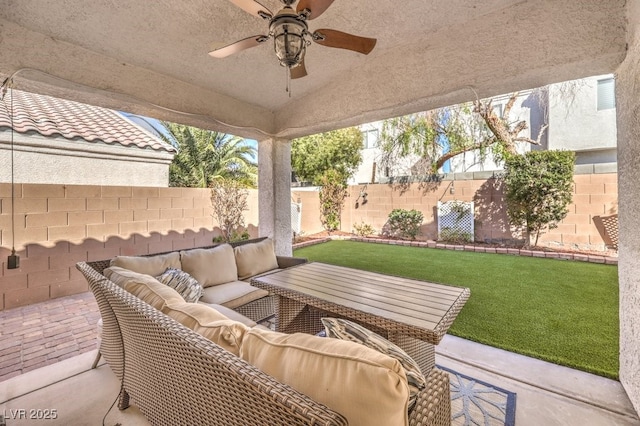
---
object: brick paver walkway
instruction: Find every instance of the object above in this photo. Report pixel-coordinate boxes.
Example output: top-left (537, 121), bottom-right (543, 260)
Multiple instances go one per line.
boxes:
top-left (0, 292), bottom-right (100, 382)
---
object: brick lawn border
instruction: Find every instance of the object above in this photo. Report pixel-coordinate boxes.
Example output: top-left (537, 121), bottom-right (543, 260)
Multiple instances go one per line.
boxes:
top-left (335, 237), bottom-right (619, 265)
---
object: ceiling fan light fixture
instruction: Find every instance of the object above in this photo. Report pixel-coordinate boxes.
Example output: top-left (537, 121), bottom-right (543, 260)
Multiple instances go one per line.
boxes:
top-left (270, 9), bottom-right (308, 68)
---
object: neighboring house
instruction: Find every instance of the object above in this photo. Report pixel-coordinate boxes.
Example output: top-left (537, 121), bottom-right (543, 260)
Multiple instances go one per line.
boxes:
top-left (350, 74), bottom-right (617, 184)
top-left (0, 90), bottom-right (176, 187)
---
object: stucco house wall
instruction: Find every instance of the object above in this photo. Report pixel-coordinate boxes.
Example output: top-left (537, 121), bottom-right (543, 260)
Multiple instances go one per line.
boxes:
top-left (351, 75), bottom-right (617, 182)
top-left (0, 90), bottom-right (176, 187)
top-left (548, 74), bottom-right (617, 165)
top-left (0, 132), bottom-right (174, 187)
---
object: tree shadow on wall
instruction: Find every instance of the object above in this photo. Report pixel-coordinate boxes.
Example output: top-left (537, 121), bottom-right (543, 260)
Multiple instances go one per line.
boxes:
top-left (385, 175), bottom-right (443, 196)
top-left (473, 177), bottom-right (521, 244)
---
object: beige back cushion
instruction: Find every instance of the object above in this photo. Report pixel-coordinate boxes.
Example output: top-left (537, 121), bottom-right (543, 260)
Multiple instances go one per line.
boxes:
top-left (240, 328), bottom-right (409, 426)
top-left (180, 244), bottom-right (238, 287)
top-left (165, 302), bottom-right (249, 356)
top-left (103, 266), bottom-right (183, 311)
top-left (234, 238), bottom-right (279, 280)
top-left (110, 252), bottom-right (181, 277)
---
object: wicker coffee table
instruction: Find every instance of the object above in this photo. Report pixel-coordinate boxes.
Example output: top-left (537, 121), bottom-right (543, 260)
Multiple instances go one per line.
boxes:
top-left (251, 262), bottom-right (470, 374)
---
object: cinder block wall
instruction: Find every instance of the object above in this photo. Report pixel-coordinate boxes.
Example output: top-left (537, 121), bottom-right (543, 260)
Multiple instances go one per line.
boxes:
top-left (0, 174), bottom-right (617, 310)
top-left (0, 184), bottom-right (259, 310)
top-left (296, 173), bottom-right (618, 249)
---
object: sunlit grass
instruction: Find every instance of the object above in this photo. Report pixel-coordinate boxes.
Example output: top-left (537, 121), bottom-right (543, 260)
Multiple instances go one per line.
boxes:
top-left (294, 240), bottom-right (619, 379)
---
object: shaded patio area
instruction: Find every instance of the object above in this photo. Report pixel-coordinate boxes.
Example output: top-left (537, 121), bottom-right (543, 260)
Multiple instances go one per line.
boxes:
top-left (1, 1), bottom-right (640, 421)
top-left (0, 293), bottom-right (638, 425)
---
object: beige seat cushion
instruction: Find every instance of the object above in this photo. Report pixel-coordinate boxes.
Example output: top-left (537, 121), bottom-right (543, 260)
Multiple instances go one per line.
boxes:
top-left (198, 302), bottom-right (257, 327)
top-left (234, 238), bottom-right (279, 280)
top-left (240, 328), bottom-right (409, 426)
top-left (164, 302), bottom-right (249, 355)
top-left (110, 252), bottom-right (181, 277)
top-left (180, 244), bottom-right (238, 287)
top-left (103, 266), bottom-right (183, 311)
top-left (200, 281), bottom-right (269, 309)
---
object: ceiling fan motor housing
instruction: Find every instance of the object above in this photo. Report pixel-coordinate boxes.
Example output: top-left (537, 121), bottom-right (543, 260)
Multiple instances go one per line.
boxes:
top-left (270, 7), bottom-right (309, 68)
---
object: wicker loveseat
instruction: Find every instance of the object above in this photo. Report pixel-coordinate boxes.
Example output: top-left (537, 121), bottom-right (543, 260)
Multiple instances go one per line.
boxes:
top-left (76, 239), bottom-right (451, 426)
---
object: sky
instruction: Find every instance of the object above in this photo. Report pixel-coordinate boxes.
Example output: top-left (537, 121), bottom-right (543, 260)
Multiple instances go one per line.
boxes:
top-left (119, 111), bottom-right (258, 153)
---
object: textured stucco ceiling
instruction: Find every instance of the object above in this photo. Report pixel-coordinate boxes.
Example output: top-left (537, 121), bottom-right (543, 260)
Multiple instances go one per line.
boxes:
top-left (0, 0), bottom-right (629, 140)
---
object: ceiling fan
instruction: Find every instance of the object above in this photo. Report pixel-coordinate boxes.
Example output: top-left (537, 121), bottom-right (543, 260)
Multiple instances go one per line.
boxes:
top-left (209, 0), bottom-right (377, 80)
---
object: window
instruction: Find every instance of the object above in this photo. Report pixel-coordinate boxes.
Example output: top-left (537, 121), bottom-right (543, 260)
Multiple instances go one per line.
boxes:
top-left (362, 129), bottom-right (379, 149)
top-left (597, 78), bottom-right (616, 111)
top-left (492, 103), bottom-right (503, 118)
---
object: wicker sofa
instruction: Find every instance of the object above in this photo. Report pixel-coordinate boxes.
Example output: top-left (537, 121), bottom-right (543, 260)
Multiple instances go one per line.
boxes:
top-left (76, 239), bottom-right (451, 426)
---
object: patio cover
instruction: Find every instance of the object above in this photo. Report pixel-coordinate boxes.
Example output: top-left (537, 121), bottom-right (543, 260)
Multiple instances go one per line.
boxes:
top-left (0, 1), bottom-right (639, 418)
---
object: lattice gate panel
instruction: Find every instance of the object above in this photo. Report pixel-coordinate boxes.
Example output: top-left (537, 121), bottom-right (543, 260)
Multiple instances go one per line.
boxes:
top-left (437, 201), bottom-right (474, 240)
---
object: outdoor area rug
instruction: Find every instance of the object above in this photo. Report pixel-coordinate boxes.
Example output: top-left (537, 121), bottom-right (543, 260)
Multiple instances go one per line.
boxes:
top-left (438, 365), bottom-right (517, 426)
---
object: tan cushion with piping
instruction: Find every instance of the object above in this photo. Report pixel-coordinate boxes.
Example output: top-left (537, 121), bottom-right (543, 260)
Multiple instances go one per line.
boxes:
top-left (164, 302), bottom-right (248, 355)
top-left (198, 302), bottom-right (257, 327)
top-left (234, 238), bottom-right (279, 280)
top-left (180, 244), bottom-right (238, 287)
top-left (240, 327), bottom-right (409, 426)
top-left (110, 252), bottom-right (181, 277)
top-left (104, 266), bottom-right (183, 310)
top-left (200, 281), bottom-right (269, 309)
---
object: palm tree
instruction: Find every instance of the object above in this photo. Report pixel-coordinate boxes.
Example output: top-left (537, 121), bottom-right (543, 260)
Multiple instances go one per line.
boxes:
top-left (163, 123), bottom-right (257, 188)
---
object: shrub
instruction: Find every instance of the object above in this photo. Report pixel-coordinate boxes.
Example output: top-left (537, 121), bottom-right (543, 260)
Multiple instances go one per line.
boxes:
top-left (353, 221), bottom-right (376, 237)
top-left (213, 230), bottom-right (249, 244)
top-left (210, 179), bottom-right (249, 243)
top-left (386, 209), bottom-right (424, 240)
top-left (319, 170), bottom-right (347, 233)
top-left (503, 150), bottom-right (575, 247)
top-left (439, 228), bottom-right (473, 244)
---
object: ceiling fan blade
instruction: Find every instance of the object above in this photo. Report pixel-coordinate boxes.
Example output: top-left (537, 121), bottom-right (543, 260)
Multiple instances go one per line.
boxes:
top-left (208, 35), bottom-right (269, 58)
top-left (228, 0), bottom-right (272, 19)
top-left (290, 59), bottom-right (308, 79)
top-left (296, 0), bottom-right (335, 20)
top-left (313, 29), bottom-right (377, 55)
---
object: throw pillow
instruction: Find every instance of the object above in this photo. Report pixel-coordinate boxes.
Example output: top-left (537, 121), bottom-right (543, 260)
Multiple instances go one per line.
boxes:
top-left (321, 317), bottom-right (426, 411)
top-left (234, 238), bottom-right (279, 280)
top-left (156, 268), bottom-right (204, 303)
top-left (103, 266), bottom-right (183, 311)
top-left (240, 327), bottom-right (409, 426)
top-left (180, 244), bottom-right (238, 287)
top-left (110, 252), bottom-right (181, 277)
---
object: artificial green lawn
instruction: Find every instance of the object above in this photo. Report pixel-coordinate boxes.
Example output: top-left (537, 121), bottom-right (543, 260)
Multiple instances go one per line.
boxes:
top-left (294, 240), bottom-right (619, 379)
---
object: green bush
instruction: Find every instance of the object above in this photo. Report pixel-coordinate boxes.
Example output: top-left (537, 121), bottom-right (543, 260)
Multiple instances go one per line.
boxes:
top-left (386, 209), bottom-right (424, 240)
top-left (503, 150), bottom-right (575, 247)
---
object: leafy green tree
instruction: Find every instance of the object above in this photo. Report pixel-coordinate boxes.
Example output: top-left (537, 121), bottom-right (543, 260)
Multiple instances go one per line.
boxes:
top-left (503, 150), bottom-right (575, 247)
top-left (164, 122), bottom-right (257, 188)
top-left (291, 127), bottom-right (364, 185)
top-left (380, 93), bottom-right (547, 174)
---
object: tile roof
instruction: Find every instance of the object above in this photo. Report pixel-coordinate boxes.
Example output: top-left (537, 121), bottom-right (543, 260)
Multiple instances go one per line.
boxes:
top-left (0, 89), bottom-right (176, 153)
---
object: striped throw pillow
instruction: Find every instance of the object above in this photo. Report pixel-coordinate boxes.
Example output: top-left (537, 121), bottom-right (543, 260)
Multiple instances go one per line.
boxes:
top-left (156, 268), bottom-right (204, 303)
top-left (321, 317), bottom-right (426, 411)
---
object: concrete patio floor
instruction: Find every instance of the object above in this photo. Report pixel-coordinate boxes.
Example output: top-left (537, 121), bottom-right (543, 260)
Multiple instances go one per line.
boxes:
top-left (0, 338), bottom-right (638, 425)
top-left (0, 295), bottom-right (638, 425)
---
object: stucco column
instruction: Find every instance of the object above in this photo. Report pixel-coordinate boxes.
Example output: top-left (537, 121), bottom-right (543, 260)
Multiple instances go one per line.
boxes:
top-left (258, 137), bottom-right (293, 256)
top-left (615, 1), bottom-right (640, 415)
